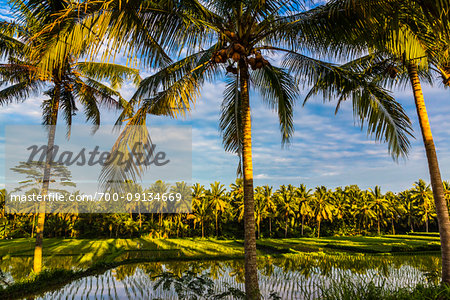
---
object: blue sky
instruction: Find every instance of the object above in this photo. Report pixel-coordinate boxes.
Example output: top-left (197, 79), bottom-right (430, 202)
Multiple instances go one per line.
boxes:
top-left (1, 1), bottom-right (449, 193)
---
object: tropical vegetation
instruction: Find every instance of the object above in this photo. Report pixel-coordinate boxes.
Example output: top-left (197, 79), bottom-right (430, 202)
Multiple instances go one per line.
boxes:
top-left (0, 180), bottom-right (447, 240)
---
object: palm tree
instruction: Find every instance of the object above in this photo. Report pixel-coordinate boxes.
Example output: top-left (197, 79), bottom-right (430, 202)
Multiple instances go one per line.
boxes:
top-left (259, 185), bottom-right (275, 238)
top-left (254, 186), bottom-right (270, 239)
top-left (368, 186), bottom-right (390, 235)
top-left (313, 0), bottom-right (450, 284)
top-left (275, 185), bottom-right (296, 238)
top-left (170, 181), bottom-right (192, 237)
top-left (149, 180), bottom-right (171, 227)
top-left (311, 186), bottom-right (334, 238)
top-left (411, 179), bottom-right (435, 233)
top-left (295, 184), bottom-right (312, 236)
top-left (0, 7), bottom-right (138, 272)
top-left (54, 2), bottom-right (415, 296)
top-left (207, 182), bottom-right (227, 237)
top-left (399, 190), bottom-right (418, 233)
top-left (231, 179), bottom-right (245, 222)
top-left (190, 183), bottom-right (209, 238)
top-left (354, 193), bottom-right (377, 234)
top-left (385, 191), bottom-right (405, 235)
top-left (261, 185), bottom-right (276, 238)
top-left (330, 187), bottom-right (351, 233)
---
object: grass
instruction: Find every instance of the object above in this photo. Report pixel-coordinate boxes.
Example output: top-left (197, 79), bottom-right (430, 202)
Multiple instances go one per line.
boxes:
top-left (257, 235), bottom-right (442, 254)
top-left (0, 237), bottom-right (245, 261)
top-left (0, 234), bottom-right (441, 261)
top-left (320, 277), bottom-right (450, 300)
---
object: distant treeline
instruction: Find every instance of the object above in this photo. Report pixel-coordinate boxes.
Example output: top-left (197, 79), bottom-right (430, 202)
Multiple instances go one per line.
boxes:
top-left (1, 179), bottom-right (449, 239)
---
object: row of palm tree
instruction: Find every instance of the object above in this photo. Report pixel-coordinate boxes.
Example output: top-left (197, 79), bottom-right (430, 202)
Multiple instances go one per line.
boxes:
top-left (1, 179), bottom-right (446, 239)
top-left (1, 0), bottom-right (450, 294)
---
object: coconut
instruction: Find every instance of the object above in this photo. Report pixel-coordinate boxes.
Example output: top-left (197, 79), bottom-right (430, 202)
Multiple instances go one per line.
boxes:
top-left (233, 43), bottom-right (245, 53)
top-left (226, 65), bottom-right (238, 74)
top-left (248, 57), bottom-right (256, 67)
top-left (214, 56), bottom-right (222, 63)
top-left (232, 52), bottom-right (241, 62)
top-left (255, 62), bottom-right (263, 69)
top-left (219, 49), bottom-right (227, 57)
top-left (236, 44), bottom-right (246, 54)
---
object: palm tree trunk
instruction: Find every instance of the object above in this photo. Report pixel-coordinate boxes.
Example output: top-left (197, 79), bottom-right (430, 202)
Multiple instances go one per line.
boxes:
top-left (31, 213), bottom-right (36, 238)
top-left (34, 86), bottom-right (60, 273)
top-left (301, 215), bottom-right (304, 236)
top-left (269, 217), bottom-right (272, 237)
top-left (317, 220), bottom-right (321, 238)
top-left (201, 220), bottom-right (204, 238)
top-left (138, 204), bottom-right (142, 231)
top-left (285, 217), bottom-right (288, 238)
top-left (391, 219), bottom-right (395, 235)
top-left (240, 64), bottom-right (260, 299)
top-left (257, 221), bottom-right (260, 240)
top-left (216, 213), bottom-right (218, 237)
top-left (377, 219), bottom-right (381, 236)
top-left (408, 63), bottom-right (450, 284)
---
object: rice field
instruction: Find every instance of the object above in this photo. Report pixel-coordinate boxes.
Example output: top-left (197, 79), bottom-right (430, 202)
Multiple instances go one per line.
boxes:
top-left (32, 253), bottom-right (441, 299)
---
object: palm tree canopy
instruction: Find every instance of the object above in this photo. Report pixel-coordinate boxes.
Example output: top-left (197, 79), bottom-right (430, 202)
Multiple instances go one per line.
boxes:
top-left (51, 0), bottom-right (415, 185)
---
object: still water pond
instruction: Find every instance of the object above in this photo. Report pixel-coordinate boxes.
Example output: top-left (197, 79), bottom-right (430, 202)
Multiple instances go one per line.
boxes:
top-left (3, 253), bottom-right (442, 299)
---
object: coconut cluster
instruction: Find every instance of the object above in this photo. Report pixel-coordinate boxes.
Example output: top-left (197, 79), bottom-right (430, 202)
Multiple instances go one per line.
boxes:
top-left (211, 30), bottom-right (270, 71)
top-left (247, 50), bottom-right (269, 70)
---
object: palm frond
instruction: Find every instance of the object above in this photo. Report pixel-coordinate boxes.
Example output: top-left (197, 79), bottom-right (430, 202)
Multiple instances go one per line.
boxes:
top-left (219, 74), bottom-right (242, 154)
top-left (300, 56), bottom-right (413, 159)
top-left (251, 64), bottom-right (299, 145)
top-left (0, 80), bottom-right (42, 105)
top-left (132, 48), bottom-right (217, 118)
top-left (74, 62), bottom-right (141, 89)
top-left (219, 73), bottom-right (242, 176)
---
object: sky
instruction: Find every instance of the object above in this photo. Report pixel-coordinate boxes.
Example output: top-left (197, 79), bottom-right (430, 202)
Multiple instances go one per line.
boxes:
top-left (1, 1), bottom-right (450, 193)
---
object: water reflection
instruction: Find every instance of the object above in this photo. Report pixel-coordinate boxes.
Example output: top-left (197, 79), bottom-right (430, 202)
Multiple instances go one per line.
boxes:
top-left (13, 253), bottom-right (439, 299)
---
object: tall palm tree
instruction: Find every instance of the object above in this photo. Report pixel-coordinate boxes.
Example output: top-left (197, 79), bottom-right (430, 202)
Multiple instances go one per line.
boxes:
top-left (385, 191), bottom-right (405, 235)
top-left (0, 2), bottom-right (139, 272)
top-left (399, 190), bottom-right (418, 233)
top-left (411, 179), bottom-right (435, 233)
top-left (295, 184), bottom-right (312, 236)
top-left (148, 180), bottom-right (171, 226)
top-left (312, 0), bottom-right (450, 284)
top-left (230, 179), bottom-right (244, 222)
top-left (368, 186), bottom-right (390, 235)
top-left (311, 186), bottom-right (334, 238)
top-left (254, 186), bottom-right (269, 239)
top-left (261, 185), bottom-right (276, 238)
top-left (207, 182), bottom-right (227, 237)
top-left (275, 185), bottom-right (296, 238)
top-left (354, 193), bottom-right (377, 234)
top-left (190, 183), bottom-right (209, 238)
top-left (53, 1), bottom-right (414, 296)
top-left (259, 185), bottom-right (275, 238)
